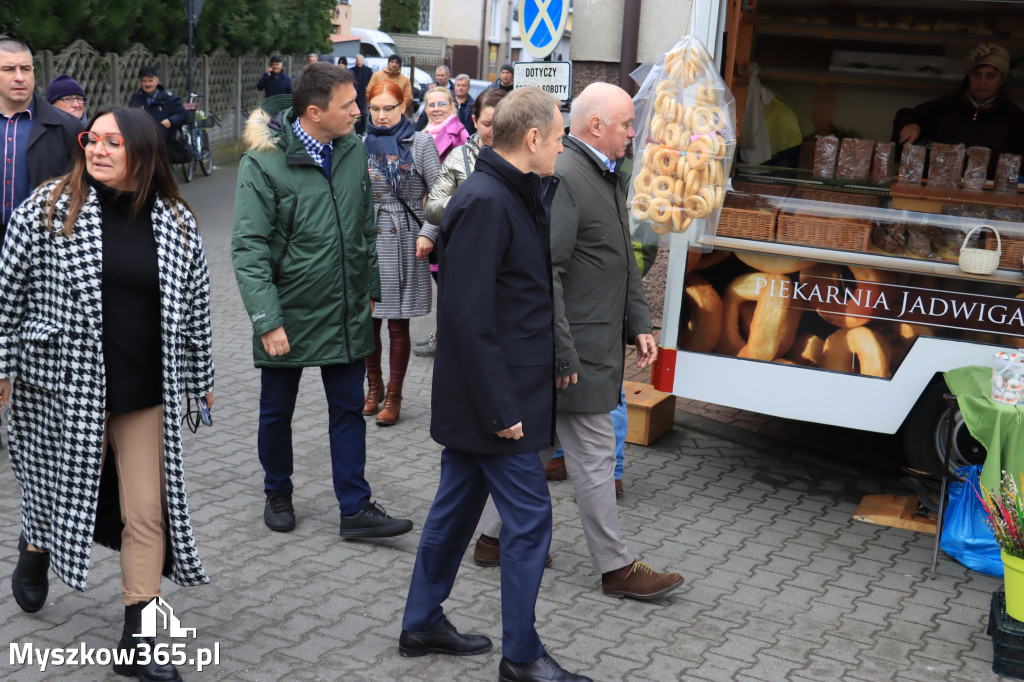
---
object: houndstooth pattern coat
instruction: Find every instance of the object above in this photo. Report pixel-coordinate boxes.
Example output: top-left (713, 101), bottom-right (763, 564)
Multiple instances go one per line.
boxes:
top-left (0, 181), bottom-right (215, 591)
top-left (369, 131), bottom-right (440, 320)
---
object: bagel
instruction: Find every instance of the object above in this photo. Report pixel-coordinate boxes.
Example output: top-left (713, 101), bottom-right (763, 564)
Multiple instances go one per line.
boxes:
top-left (649, 196), bottom-right (674, 223)
top-left (672, 208), bottom-right (693, 233)
top-left (684, 168), bottom-right (701, 197)
top-left (679, 275), bottom-right (722, 352)
top-left (784, 332), bottom-right (825, 366)
top-left (716, 272), bottom-right (801, 360)
top-left (686, 136), bottom-right (714, 169)
top-left (692, 106), bottom-right (715, 135)
top-left (630, 193), bottom-right (653, 221)
top-left (696, 84), bottom-right (718, 106)
top-left (633, 167), bottom-right (655, 195)
top-left (708, 105), bottom-right (728, 132)
top-left (653, 146), bottom-right (680, 175)
top-left (799, 264), bottom-right (893, 329)
top-left (652, 174), bottom-right (675, 199)
top-left (735, 253), bottom-right (813, 274)
top-left (822, 327), bottom-right (891, 378)
top-left (654, 89), bottom-right (675, 115)
top-left (650, 115), bottom-right (667, 144)
top-left (649, 217), bottom-right (672, 234)
top-left (663, 122), bottom-right (685, 150)
top-left (683, 194), bottom-right (709, 219)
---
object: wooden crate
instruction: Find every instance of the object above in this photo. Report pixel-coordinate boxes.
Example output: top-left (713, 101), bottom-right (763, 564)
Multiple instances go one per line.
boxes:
top-left (624, 380), bottom-right (676, 445)
top-left (718, 205), bottom-right (779, 241)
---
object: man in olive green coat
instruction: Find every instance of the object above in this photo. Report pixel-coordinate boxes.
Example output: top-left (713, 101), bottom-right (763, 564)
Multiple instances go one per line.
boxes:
top-left (232, 63), bottom-right (413, 539)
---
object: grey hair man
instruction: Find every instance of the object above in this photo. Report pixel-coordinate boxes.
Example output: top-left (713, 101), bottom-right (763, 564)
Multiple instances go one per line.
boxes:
top-left (0, 37), bottom-right (82, 244)
top-left (473, 82), bottom-right (685, 603)
top-left (433, 64), bottom-right (453, 92)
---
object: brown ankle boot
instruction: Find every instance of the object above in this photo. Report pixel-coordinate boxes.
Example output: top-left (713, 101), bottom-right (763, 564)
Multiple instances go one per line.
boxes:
top-left (363, 372), bottom-right (385, 415)
top-left (376, 382), bottom-right (403, 426)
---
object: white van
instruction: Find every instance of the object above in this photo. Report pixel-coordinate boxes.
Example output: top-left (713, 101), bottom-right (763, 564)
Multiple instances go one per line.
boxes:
top-left (348, 28), bottom-right (433, 103)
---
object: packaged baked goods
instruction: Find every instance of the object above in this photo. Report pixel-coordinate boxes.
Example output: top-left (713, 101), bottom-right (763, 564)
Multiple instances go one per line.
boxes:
top-left (994, 153), bottom-right (1022, 193)
top-left (870, 221), bottom-right (907, 255)
top-left (836, 138), bottom-right (874, 181)
top-left (927, 143), bottom-right (965, 189)
top-left (813, 135), bottom-right (839, 179)
top-left (870, 142), bottom-right (896, 184)
top-left (897, 144), bottom-right (926, 185)
top-left (993, 206), bottom-right (1024, 223)
top-left (627, 36), bottom-right (736, 247)
top-left (962, 146), bottom-right (991, 190)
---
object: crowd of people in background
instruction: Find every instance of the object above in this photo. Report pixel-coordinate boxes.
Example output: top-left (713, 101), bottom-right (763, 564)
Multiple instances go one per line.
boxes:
top-left (2, 34), bottom-right (668, 682)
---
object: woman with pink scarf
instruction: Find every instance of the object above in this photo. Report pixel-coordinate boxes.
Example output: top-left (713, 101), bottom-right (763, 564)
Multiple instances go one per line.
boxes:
top-left (422, 86), bottom-right (468, 163)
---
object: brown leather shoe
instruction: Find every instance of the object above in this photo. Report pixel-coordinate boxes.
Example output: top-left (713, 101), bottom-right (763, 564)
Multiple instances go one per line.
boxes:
top-left (363, 372), bottom-right (384, 415)
top-left (602, 561), bottom-right (684, 601)
top-left (473, 534), bottom-right (551, 568)
top-left (376, 382), bottom-right (402, 426)
top-left (545, 457), bottom-right (567, 481)
top-left (615, 478), bottom-right (623, 499)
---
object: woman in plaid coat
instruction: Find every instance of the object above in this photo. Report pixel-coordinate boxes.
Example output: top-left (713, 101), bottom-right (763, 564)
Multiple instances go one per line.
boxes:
top-left (361, 79), bottom-right (440, 426)
top-left (0, 107), bottom-right (213, 681)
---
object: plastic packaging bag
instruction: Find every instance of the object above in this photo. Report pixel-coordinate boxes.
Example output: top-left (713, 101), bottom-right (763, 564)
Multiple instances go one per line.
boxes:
top-left (940, 465), bottom-right (1003, 577)
top-left (995, 153), bottom-right (1022, 193)
top-left (627, 35), bottom-right (737, 250)
top-left (927, 142), bottom-right (965, 190)
top-left (897, 143), bottom-right (926, 185)
top-left (836, 138), bottom-right (874, 181)
top-left (962, 146), bottom-right (991, 191)
top-left (812, 135), bottom-right (838, 179)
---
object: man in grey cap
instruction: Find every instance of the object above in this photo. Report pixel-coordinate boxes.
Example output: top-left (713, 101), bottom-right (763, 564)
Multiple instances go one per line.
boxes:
top-left (893, 42), bottom-right (1024, 171)
top-left (128, 65), bottom-right (187, 142)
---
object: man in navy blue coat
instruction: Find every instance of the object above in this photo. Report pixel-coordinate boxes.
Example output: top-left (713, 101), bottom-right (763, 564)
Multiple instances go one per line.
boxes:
top-left (400, 88), bottom-right (592, 682)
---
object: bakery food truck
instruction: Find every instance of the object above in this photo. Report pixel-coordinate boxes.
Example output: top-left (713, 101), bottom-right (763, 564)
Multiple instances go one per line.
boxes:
top-left (636, 0), bottom-right (1024, 475)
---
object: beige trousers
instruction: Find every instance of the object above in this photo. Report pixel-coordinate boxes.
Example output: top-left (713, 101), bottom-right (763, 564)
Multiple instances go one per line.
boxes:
top-left (102, 405), bottom-right (167, 606)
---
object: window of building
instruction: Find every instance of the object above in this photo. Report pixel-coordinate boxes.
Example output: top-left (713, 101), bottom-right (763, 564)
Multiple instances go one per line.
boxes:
top-left (419, 0), bottom-right (431, 33)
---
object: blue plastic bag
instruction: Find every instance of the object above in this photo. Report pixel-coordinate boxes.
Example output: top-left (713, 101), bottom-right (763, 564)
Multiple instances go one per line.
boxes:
top-left (940, 465), bottom-right (1003, 577)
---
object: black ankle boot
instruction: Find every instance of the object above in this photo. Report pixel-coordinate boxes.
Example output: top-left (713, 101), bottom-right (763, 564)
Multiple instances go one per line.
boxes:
top-left (12, 533), bottom-right (49, 613)
top-left (112, 600), bottom-right (183, 681)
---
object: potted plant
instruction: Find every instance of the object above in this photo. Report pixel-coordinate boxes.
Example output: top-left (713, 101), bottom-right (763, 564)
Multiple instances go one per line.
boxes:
top-left (979, 471), bottom-right (1024, 621)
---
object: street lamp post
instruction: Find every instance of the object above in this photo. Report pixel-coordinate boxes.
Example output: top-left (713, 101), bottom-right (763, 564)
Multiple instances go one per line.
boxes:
top-left (182, 0), bottom-right (205, 95)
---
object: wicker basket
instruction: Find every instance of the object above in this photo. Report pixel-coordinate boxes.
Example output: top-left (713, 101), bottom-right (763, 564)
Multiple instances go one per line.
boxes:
top-left (731, 181), bottom-right (792, 198)
top-left (790, 187), bottom-right (880, 207)
top-left (959, 225), bottom-right (1001, 275)
top-left (718, 205), bottom-right (778, 241)
top-left (998, 232), bottom-right (1024, 272)
top-left (777, 213), bottom-right (873, 251)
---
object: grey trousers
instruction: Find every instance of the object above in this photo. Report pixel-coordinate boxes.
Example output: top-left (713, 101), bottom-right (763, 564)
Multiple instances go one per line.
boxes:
top-left (477, 409), bottom-right (633, 575)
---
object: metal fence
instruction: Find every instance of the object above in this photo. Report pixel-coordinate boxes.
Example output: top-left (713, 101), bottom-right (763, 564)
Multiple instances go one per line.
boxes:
top-left (34, 40), bottom-right (313, 146)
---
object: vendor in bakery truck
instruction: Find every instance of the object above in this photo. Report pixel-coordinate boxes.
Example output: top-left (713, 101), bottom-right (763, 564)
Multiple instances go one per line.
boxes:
top-left (631, 34), bottom-right (1024, 480)
top-left (892, 43), bottom-right (1024, 174)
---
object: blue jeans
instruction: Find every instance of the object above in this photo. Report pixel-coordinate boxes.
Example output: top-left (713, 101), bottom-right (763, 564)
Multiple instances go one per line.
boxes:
top-left (257, 362), bottom-right (372, 515)
top-left (553, 387), bottom-right (627, 479)
top-left (403, 447), bottom-right (551, 663)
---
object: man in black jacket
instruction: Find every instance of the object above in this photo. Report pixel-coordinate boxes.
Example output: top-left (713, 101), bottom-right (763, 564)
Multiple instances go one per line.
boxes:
top-left (0, 38), bottom-right (82, 246)
top-left (400, 87), bottom-right (591, 682)
top-left (128, 66), bottom-right (187, 143)
top-left (349, 55), bottom-right (373, 135)
top-left (256, 56), bottom-right (293, 98)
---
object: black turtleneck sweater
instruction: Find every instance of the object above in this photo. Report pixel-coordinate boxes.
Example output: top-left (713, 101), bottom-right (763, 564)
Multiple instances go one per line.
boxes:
top-left (90, 176), bottom-right (163, 414)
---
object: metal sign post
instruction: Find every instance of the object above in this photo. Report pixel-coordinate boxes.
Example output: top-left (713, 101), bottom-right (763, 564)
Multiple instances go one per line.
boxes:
top-left (182, 0), bottom-right (205, 95)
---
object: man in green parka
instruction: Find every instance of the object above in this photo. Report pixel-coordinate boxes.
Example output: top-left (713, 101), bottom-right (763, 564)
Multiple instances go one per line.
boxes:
top-left (232, 62), bottom-right (414, 539)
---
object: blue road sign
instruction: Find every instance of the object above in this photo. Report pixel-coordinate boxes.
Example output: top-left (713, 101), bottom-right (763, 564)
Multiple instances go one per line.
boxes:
top-left (519, 0), bottom-right (569, 59)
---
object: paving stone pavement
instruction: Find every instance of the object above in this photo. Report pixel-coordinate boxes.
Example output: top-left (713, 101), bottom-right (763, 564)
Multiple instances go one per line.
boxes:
top-left (0, 162), bottom-right (1013, 681)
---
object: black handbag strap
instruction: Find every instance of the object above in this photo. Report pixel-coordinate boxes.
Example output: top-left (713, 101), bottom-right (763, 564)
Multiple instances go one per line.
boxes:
top-left (396, 194), bottom-right (424, 229)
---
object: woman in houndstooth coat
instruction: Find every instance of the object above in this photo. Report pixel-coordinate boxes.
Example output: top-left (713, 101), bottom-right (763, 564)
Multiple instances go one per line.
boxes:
top-left (361, 79), bottom-right (441, 426)
top-left (0, 107), bottom-right (213, 679)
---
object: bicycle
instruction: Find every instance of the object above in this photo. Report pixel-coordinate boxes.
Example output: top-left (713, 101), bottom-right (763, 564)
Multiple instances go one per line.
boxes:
top-left (180, 92), bottom-right (220, 183)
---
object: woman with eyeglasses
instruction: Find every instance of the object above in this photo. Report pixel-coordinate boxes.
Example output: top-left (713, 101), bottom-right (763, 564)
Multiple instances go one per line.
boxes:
top-left (362, 80), bottom-right (440, 426)
top-left (0, 106), bottom-right (213, 681)
top-left (422, 86), bottom-right (469, 163)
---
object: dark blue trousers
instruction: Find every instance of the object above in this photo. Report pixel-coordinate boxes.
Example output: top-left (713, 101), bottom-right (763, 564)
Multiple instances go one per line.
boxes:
top-left (402, 447), bottom-right (551, 663)
top-left (257, 362), bottom-right (371, 515)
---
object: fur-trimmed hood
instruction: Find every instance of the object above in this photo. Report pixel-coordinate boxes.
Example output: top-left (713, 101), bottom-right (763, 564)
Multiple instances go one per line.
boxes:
top-left (242, 94), bottom-right (293, 153)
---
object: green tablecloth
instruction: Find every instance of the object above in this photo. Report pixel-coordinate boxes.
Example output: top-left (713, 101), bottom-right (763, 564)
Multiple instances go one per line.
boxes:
top-left (945, 365), bottom-right (1024, 492)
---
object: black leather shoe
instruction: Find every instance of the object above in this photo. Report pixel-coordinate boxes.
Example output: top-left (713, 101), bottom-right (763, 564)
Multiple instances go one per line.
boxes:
top-left (112, 600), bottom-right (183, 681)
top-left (264, 493), bottom-right (295, 532)
top-left (499, 653), bottom-right (593, 682)
top-left (339, 501), bottom-right (413, 538)
top-left (12, 534), bottom-right (49, 613)
top-left (398, 617), bottom-right (492, 657)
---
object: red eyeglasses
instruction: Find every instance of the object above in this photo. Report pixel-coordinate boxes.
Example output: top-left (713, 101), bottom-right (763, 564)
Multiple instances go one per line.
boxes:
top-left (78, 131), bottom-right (125, 150)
